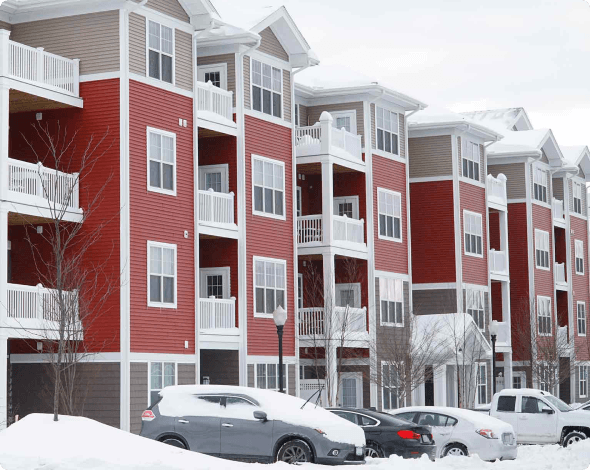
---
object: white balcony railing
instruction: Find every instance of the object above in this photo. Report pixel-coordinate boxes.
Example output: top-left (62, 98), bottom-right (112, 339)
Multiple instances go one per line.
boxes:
top-left (297, 306), bottom-right (367, 337)
top-left (7, 283), bottom-right (78, 322)
top-left (8, 158), bottom-right (80, 211)
top-left (298, 308), bottom-right (325, 336)
top-left (297, 215), bottom-right (323, 245)
top-left (333, 215), bottom-right (364, 245)
top-left (487, 173), bottom-right (507, 207)
top-left (297, 214), bottom-right (365, 247)
top-left (489, 249), bottom-right (508, 275)
top-left (196, 81), bottom-right (234, 123)
top-left (555, 262), bottom-right (567, 285)
top-left (553, 198), bottom-right (565, 222)
top-left (198, 189), bottom-right (234, 225)
top-left (199, 296), bottom-right (236, 331)
top-left (491, 320), bottom-right (511, 347)
top-left (3, 33), bottom-right (80, 96)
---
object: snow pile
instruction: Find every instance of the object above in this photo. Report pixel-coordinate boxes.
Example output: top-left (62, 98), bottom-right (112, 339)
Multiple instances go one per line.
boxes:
top-left (158, 385), bottom-right (365, 446)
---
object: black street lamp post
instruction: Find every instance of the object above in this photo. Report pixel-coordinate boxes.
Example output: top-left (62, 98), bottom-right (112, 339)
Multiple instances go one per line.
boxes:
top-left (490, 320), bottom-right (498, 395)
top-left (273, 306), bottom-right (287, 393)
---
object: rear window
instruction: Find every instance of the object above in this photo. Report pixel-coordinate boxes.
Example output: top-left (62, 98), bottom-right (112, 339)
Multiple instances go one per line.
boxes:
top-left (358, 414), bottom-right (378, 426)
top-left (497, 396), bottom-right (516, 412)
top-left (395, 412), bottom-right (417, 423)
top-left (418, 413), bottom-right (457, 427)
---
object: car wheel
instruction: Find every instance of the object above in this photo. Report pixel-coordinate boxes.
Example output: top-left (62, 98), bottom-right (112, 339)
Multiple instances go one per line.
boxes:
top-left (277, 439), bottom-right (313, 464)
top-left (443, 443), bottom-right (468, 457)
top-left (160, 437), bottom-right (187, 449)
top-left (365, 443), bottom-right (383, 458)
top-left (563, 431), bottom-right (587, 447)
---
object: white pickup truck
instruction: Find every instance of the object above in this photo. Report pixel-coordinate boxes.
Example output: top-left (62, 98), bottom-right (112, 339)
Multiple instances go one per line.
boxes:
top-left (489, 388), bottom-right (590, 447)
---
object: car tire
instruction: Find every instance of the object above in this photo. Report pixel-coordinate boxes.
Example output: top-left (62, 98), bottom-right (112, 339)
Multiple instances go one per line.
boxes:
top-left (160, 437), bottom-right (187, 449)
top-left (277, 439), bottom-right (313, 464)
top-left (365, 443), bottom-right (383, 458)
top-left (563, 431), bottom-right (587, 447)
top-left (442, 443), bottom-right (468, 457)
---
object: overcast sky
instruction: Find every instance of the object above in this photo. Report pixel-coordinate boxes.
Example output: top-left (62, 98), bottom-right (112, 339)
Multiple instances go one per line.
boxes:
top-left (215, 0), bottom-right (590, 146)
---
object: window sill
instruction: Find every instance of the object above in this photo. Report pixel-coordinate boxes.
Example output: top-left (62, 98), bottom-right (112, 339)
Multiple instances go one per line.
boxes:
top-left (381, 322), bottom-right (404, 328)
top-left (252, 210), bottom-right (287, 221)
top-left (577, 271), bottom-right (585, 276)
top-left (535, 265), bottom-right (550, 271)
top-left (148, 302), bottom-right (177, 309)
top-left (459, 176), bottom-right (485, 189)
top-left (464, 251), bottom-right (484, 259)
top-left (148, 187), bottom-right (177, 197)
top-left (378, 234), bottom-right (403, 243)
top-left (253, 313), bottom-right (278, 319)
top-left (578, 334), bottom-right (586, 337)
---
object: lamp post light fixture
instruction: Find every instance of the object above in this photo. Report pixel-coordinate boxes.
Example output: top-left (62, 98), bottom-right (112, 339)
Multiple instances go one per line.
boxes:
top-left (490, 320), bottom-right (499, 394)
top-left (273, 306), bottom-right (288, 393)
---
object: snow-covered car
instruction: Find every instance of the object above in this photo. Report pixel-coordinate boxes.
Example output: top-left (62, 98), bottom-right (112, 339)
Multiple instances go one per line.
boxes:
top-left (571, 399), bottom-right (590, 411)
top-left (140, 385), bottom-right (365, 465)
top-left (490, 388), bottom-right (590, 447)
top-left (389, 406), bottom-right (517, 461)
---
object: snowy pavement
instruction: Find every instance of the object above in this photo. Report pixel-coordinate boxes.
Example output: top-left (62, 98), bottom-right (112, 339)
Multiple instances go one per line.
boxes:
top-left (1, 414), bottom-right (590, 470)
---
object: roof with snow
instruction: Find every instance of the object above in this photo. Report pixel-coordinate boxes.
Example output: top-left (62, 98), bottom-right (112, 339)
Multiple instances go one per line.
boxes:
top-left (561, 145), bottom-right (590, 179)
top-left (487, 128), bottom-right (565, 168)
top-left (462, 107), bottom-right (534, 133)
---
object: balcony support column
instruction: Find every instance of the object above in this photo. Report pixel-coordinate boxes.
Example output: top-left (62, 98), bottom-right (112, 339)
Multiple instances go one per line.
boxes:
top-left (503, 351), bottom-right (513, 391)
top-left (0, 207), bottom-right (8, 429)
top-left (321, 161), bottom-right (334, 245)
top-left (0, 81), bottom-right (9, 202)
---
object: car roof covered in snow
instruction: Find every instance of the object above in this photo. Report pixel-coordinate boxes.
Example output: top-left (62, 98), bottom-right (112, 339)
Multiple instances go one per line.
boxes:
top-left (389, 406), bottom-right (514, 431)
top-left (496, 388), bottom-right (554, 396)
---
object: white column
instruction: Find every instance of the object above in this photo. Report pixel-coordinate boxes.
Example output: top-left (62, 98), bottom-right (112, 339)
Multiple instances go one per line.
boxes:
top-left (323, 252), bottom-right (337, 406)
top-left (0, 82), bottom-right (9, 202)
top-left (504, 352), bottom-right (513, 390)
top-left (0, 336), bottom-right (6, 429)
top-left (321, 160), bottom-right (334, 245)
top-left (434, 365), bottom-right (447, 406)
top-left (319, 112), bottom-right (333, 155)
top-left (0, 208), bottom-right (8, 429)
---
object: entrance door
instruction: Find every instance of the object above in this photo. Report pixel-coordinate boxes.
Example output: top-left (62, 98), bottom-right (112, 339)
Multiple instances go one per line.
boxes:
top-left (199, 165), bottom-right (228, 193)
top-left (200, 267), bottom-right (230, 299)
top-left (339, 372), bottom-right (363, 408)
top-left (335, 283), bottom-right (361, 308)
top-left (333, 196), bottom-right (359, 219)
top-left (425, 366), bottom-right (434, 406)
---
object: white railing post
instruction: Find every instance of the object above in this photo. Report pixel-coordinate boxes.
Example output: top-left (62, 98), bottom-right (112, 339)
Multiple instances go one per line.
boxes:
top-left (36, 161), bottom-right (44, 199)
top-left (0, 30), bottom-right (10, 77)
top-left (497, 173), bottom-right (507, 203)
top-left (207, 81), bottom-right (213, 113)
top-left (319, 111), bottom-right (333, 155)
top-left (36, 47), bottom-right (44, 84)
top-left (73, 59), bottom-right (80, 96)
top-left (208, 188), bottom-right (214, 222)
top-left (36, 283), bottom-right (43, 320)
top-left (229, 192), bottom-right (235, 224)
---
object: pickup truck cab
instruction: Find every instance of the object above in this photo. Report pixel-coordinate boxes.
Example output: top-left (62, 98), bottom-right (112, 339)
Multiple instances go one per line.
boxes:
top-left (490, 388), bottom-right (590, 447)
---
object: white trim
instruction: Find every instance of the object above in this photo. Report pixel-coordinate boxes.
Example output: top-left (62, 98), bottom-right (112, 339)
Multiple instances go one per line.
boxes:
top-left (534, 228), bottom-right (550, 271)
top-left (579, 364), bottom-right (589, 399)
top-left (253, 256), bottom-right (287, 319)
top-left (531, 199), bottom-right (551, 210)
top-left (330, 109), bottom-right (357, 135)
top-left (197, 62), bottom-right (228, 91)
top-left (247, 355), bottom-right (296, 363)
top-left (146, 127), bottom-right (177, 196)
top-left (339, 371), bottom-right (363, 408)
top-left (248, 49), bottom-right (291, 72)
top-left (129, 74), bottom-right (193, 99)
top-left (476, 362), bottom-right (488, 406)
top-left (249, 56), bottom-right (283, 121)
top-left (147, 240), bottom-right (178, 309)
top-left (131, 353), bottom-right (196, 362)
top-left (512, 371), bottom-right (526, 389)
top-left (296, 186), bottom-right (302, 217)
top-left (507, 198), bottom-right (527, 204)
top-left (148, 360), bottom-right (178, 406)
top-left (409, 175), bottom-right (453, 183)
top-left (129, 4), bottom-right (193, 34)
top-left (571, 212), bottom-right (588, 222)
top-left (577, 301), bottom-right (586, 337)
top-left (463, 209), bottom-right (484, 258)
top-left (251, 154), bottom-right (286, 221)
top-left (375, 270), bottom-right (409, 281)
top-left (374, 105), bottom-right (400, 157)
top-left (145, 18), bottom-right (175, 86)
top-left (198, 163), bottom-right (229, 193)
top-left (80, 71), bottom-right (121, 82)
top-left (412, 282), bottom-right (456, 290)
top-left (381, 361), bottom-right (404, 410)
top-left (377, 187), bottom-right (402, 243)
top-left (244, 108), bottom-right (292, 129)
top-left (200, 266), bottom-right (231, 300)
top-left (252, 362), bottom-right (289, 392)
top-left (462, 282), bottom-right (489, 292)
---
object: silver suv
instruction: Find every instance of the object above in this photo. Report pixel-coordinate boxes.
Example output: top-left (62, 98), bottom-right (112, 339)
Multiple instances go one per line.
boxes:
top-left (140, 385), bottom-right (365, 465)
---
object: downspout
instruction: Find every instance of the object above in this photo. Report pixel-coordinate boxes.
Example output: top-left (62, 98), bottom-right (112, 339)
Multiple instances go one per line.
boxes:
top-left (192, 29), bottom-right (200, 385)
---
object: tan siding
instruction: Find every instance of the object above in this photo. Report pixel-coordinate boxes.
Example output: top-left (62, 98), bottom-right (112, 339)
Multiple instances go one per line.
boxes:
top-left (130, 362), bottom-right (148, 434)
top-left (244, 55), bottom-right (251, 110)
top-left (142, 0), bottom-right (190, 23)
top-left (299, 104), bottom-right (308, 126)
top-left (0, 21), bottom-right (11, 31)
top-left (307, 102), bottom-right (365, 145)
top-left (458, 136), bottom-right (462, 177)
top-left (579, 166), bottom-right (586, 179)
top-left (399, 114), bottom-right (406, 158)
top-left (129, 13), bottom-right (146, 76)
top-left (178, 363), bottom-right (196, 385)
top-left (371, 103), bottom-right (376, 149)
top-left (283, 70), bottom-right (291, 123)
top-left (258, 27), bottom-right (288, 61)
top-left (408, 135), bottom-right (453, 179)
top-left (489, 163), bottom-right (526, 200)
top-left (569, 179), bottom-right (574, 211)
top-left (288, 364), bottom-right (296, 396)
top-left (11, 11), bottom-right (120, 75)
top-left (175, 29), bottom-right (192, 91)
top-left (540, 150), bottom-right (549, 164)
top-left (199, 54), bottom-right (236, 106)
top-left (553, 177), bottom-right (564, 201)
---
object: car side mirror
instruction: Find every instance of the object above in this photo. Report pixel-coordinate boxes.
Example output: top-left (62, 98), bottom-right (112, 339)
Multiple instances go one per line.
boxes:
top-left (254, 411), bottom-right (268, 422)
top-left (542, 407), bottom-right (554, 414)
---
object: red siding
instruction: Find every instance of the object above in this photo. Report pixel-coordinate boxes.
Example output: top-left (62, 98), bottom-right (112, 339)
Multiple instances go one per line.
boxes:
top-left (245, 116), bottom-right (295, 357)
top-left (298, 174), bottom-right (322, 216)
top-left (571, 216), bottom-right (590, 359)
top-left (129, 80), bottom-right (195, 354)
top-left (460, 182), bottom-right (488, 286)
top-left (491, 281), bottom-right (503, 322)
top-left (410, 181), bottom-right (456, 284)
top-left (373, 155), bottom-right (408, 274)
top-left (489, 212), bottom-right (500, 251)
top-left (532, 204), bottom-right (553, 301)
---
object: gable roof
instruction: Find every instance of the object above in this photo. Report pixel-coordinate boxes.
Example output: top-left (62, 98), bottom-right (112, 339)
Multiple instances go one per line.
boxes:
top-left (462, 107), bottom-right (534, 133)
top-left (561, 146), bottom-right (590, 179)
top-left (487, 128), bottom-right (565, 168)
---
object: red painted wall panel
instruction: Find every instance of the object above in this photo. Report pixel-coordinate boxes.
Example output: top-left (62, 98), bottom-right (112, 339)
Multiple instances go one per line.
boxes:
top-left (571, 216), bottom-right (590, 359)
top-left (532, 204), bottom-right (554, 301)
top-left (129, 80), bottom-right (195, 354)
top-left (489, 212), bottom-right (500, 251)
top-left (460, 182), bottom-right (488, 286)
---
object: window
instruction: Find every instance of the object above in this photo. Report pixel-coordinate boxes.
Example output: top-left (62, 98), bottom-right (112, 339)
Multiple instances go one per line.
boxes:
top-left (476, 362), bottom-right (487, 405)
top-left (199, 164), bottom-right (228, 193)
top-left (150, 362), bottom-right (175, 405)
top-left (573, 182), bottom-right (583, 215)
top-left (358, 414), bottom-right (379, 427)
top-left (382, 363), bottom-right (401, 410)
top-left (251, 59), bottom-right (282, 118)
top-left (417, 413), bottom-right (457, 427)
top-left (580, 366), bottom-right (588, 398)
top-left (578, 302), bottom-right (586, 336)
top-left (294, 104), bottom-right (300, 127)
top-left (533, 167), bottom-right (548, 203)
top-left (148, 242), bottom-right (176, 308)
top-left (576, 240), bottom-right (584, 275)
top-left (148, 21), bottom-right (173, 83)
top-left (255, 363), bottom-right (287, 390)
top-left (331, 111), bottom-right (357, 135)
top-left (462, 141), bottom-right (480, 181)
top-left (513, 372), bottom-right (525, 389)
top-left (378, 189), bottom-right (402, 241)
top-left (379, 277), bottom-right (403, 326)
top-left (376, 106), bottom-right (399, 155)
top-left (539, 365), bottom-right (551, 392)
top-left (334, 196), bottom-right (359, 219)
top-left (254, 257), bottom-right (286, 316)
top-left (253, 156), bottom-right (285, 218)
top-left (535, 229), bottom-right (550, 270)
top-left (148, 129), bottom-right (176, 194)
top-left (336, 283), bottom-right (361, 308)
top-left (464, 211), bottom-right (483, 257)
top-left (497, 395), bottom-right (516, 412)
top-left (200, 267), bottom-right (229, 300)
top-left (521, 396), bottom-right (544, 413)
top-left (466, 289), bottom-right (485, 331)
top-left (537, 296), bottom-right (552, 336)
top-left (197, 64), bottom-right (227, 90)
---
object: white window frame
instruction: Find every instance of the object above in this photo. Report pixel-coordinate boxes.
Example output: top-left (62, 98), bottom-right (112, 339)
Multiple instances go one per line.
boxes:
top-left (377, 188), bottom-right (402, 242)
top-left (535, 229), bottom-right (550, 270)
top-left (573, 181), bottom-right (583, 215)
top-left (251, 58), bottom-right (283, 119)
top-left (379, 277), bottom-right (404, 327)
top-left (297, 273), bottom-right (303, 310)
top-left (197, 63), bottom-right (228, 90)
top-left (578, 301), bottom-right (586, 337)
top-left (254, 363), bottom-right (287, 391)
top-left (537, 295), bottom-right (552, 337)
top-left (253, 256), bottom-right (287, 318)
top-left (338, 371), bottom-right (363, 408)
top-left (512, 371), bottom-right (526, 389)
top-left (148, 361), bottom-right (177, 406)
top-left (294, 103), bottom-right (300, 127)
top-left (331, 110), bottom-right (357, 135)
top-left (533, 166), bottom-right (548, 203)
top-left (462, 141), bottom-right (480, 182)
top-left (335, 282), bottom-right (361, 309)
top-left (466, 288), bottom-right (486, 332)
top-left (333, 195), bottom-right (360, 220)
top-left (296, 186), bottom-right (302, 218)
top-left (382, 362), bottom-right (403, 411)
top-left (375, 105), bottom-right (399, 156)
top-left (579, 365), bottom-right (589, 398)
top-left (252, 154), bottom-right (286, 220)
top-left (476, 362), bottom-right (487, 406)
top-left (575, 239), bottom-right (584, 275)
top-left (147, 241), bottom-right (177, 309)
top-left (147, 127), bottom-right (176, 196)
top-left (146, 20), bottom-right (174, 84)
top-left (199, 164), bottom-right (229, 193)
top-left (200, 266), bottom-right (230, 300)
top-left (463, 210), bottom-right (483, 258)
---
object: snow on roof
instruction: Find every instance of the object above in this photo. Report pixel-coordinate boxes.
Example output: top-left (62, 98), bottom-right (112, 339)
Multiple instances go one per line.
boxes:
top-left (487, 128), bottom-right (550, 156)
top-left (197, 22), bottom-right (257, 43)
top-left (215, 3), bottom-right (280, 32)
top-left (462, 108), bottom-right (523, 132)
top-left (560, 145), bottom-right (587, 167)
top-left (296, 64), bottom-right (382, 89)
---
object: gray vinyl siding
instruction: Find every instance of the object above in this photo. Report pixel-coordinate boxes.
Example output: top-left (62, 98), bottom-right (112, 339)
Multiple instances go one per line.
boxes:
top-left (408, 135), bottom-right (453, 179)
top-left (244, 55), bottom-right (251, 110)
top-left (175, 30), bottom-right (192, 91)
top-left (199, 54), bottom-right (236, 106)
top-left (399, 114), bottom-right (406, 158)
top-left (258, 27), bottom-right (288, 61)
top-left (553, 177), bottom-right (564, 201)
top-left (178, 363), bottom-right (196, 385)
top-left (412, 288), bottom-right (457, 316)
top-left (488, 163), bottom-right (526, 200)
top-left (283, 70), bottom-right (291, 123)
top-left (133, 0), bottom-right (190, 23)
top-left (579, 166), bottom-right (586, 179)
top-left (288, 364), bottom-right (296, 396)
top-left (299, 104), bottom-right (308, 126)
top-left (130, 362), bottom-right (148, 434)
top-left (248, 364), bottom-right (255, 387)
top-left (129, 13), bottom-right (146, 76)
top-left (0, 21), bottom-right (11, 31)
top-left (11, 11), bottom-right (120, 75)
top-left (306, 102), bottom-right (365, 145)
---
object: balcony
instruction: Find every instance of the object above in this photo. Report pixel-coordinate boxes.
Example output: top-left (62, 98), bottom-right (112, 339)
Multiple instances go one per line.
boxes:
top-left (4, 283), bottom-right (80, 339)
top-left (297, 306), bottom-right (367, 340)
top-left (487, 173), bottom-right (507, 210)
top-left (297, 214), bottom-right (366, 255)
top-left (555, 262), bottom-right (568, 289)
top-left (199, 296), bottom-right (237, 333)
top-left (198, 189), bottom-right (237, 238)
top-left (7, 158), bottom-right (82, 221)
top-left (196, 81), bottom-right (236, 135)
top-left (295, 113), bottom-right (364, 169)
top-left (491, 320), bottom-right (511, 352)
top-left (553, 198), bottom-right (566, 227)
top-left (489, 249), bottom-right (508, 279)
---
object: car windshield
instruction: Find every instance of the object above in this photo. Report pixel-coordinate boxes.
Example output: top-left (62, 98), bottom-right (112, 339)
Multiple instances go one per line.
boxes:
top-left (544, 395), bottom-right (572, 412)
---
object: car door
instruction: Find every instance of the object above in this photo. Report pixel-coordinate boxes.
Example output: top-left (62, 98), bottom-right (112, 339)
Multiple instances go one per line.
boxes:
top-left (176, 395), bottom-right (221, 455)
top-left (357, 413), bottom-right (382, 442)
top-left (517, 396), bottom-right (558, 444)
top-left (416, 413), bottom-right (454, 449)
top-left (494, 395), bottom-right (518, 434)
top-left (219, 396), bottom-right (274, 461)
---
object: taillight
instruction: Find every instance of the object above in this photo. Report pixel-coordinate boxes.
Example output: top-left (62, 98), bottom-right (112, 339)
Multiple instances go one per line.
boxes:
top-left (476, 428), bottom-right (497, 439)
top-left (397, 430), bottom-right (421, 440)
top-left (142, 410), bottom-right (156, 421)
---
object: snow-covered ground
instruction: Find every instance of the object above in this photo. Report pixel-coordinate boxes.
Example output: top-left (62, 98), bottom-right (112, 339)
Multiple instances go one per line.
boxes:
top-left (1, 414), bottom-right (590, 470)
